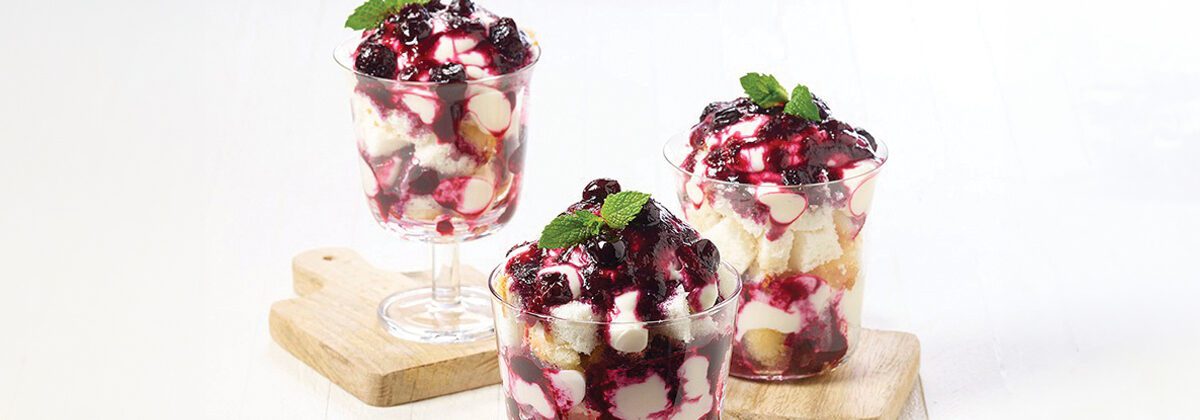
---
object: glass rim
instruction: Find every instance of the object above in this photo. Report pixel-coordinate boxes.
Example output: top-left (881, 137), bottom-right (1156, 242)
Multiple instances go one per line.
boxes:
top-left (487, 261), bottom-right (743, 326)
top-left (661, 129), bottom-right (889, 190)
top-left (332, 36), bottom-right (541, 86)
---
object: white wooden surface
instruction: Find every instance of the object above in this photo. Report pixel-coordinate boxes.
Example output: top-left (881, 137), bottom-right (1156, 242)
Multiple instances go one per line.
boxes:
top-left (2, 0), bottom-right (1198, 418)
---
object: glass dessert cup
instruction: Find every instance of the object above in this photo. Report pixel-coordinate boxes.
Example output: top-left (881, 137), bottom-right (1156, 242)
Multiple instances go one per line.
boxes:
top-left (663, 134), bottom-right (887, 380)
top-left (335, 39), bottom-right (539, 343)
top-left (489, 264), bottom-right (743, 420)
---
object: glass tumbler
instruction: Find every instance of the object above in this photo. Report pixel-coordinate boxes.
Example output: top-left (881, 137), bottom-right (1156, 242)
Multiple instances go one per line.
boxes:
top-left (663, 134), bottom-right (887, 380)
top-left (489, 263), bottom-right (742, 419)
top-left (335, 39), bottom-right (539, 343)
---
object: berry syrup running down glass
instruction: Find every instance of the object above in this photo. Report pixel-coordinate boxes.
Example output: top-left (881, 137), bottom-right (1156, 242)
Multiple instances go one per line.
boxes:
top-left (334, 0), bottom-right (539, 343)
top-left (664, 74), bottom-right (887, 380)
top-left (489, 180), bottom-right (742, 419)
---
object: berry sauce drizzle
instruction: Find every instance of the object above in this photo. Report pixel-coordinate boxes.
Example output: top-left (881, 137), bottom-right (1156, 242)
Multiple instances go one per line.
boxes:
top-left (352, 0), bottom-right (534, 82)
top-left (682, 97), bottom-right (879, 186)
top-left (503, 179), bottom-right (723, 321)
top-left (500, 335), bottom-right (727, 419)
top-left (731, 273), bottom-right (850, 378)
top-left (681, 95), bottom-right (883, 241)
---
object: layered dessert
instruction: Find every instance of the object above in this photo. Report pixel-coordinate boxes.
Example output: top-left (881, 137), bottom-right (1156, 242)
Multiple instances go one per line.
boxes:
top-left (341, 0), bottom-right (538, 239)
top-left (490, 179), bottom-right (741, 419)
top-left (669, 74), bottom-right (886, 379)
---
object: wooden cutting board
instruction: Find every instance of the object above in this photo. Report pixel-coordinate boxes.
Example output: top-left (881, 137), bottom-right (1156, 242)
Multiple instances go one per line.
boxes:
top-left (268, 247), bottom-right (499, 406)
top-left (724, 330), bottom-right (922, 419)
top-left (270, 247), bottom-right (922, 418)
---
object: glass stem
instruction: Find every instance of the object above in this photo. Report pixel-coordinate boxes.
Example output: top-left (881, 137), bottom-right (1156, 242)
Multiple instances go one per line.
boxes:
top-left (430, 241), bottom-right (463, 310)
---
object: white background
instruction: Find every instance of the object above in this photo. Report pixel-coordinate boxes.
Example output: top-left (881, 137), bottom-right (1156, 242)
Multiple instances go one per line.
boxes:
top-left (2, 0), bottom-right (1199, 418)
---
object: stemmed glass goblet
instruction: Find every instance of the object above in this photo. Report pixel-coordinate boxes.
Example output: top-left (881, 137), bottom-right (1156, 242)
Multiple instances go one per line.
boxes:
top-left (334, 39), bottom-right (539, 343)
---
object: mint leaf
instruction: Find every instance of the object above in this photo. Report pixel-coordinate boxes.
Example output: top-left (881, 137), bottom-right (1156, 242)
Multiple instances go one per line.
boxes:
top-left (784, 84), bottom-right (821, 121)
top-left (582, 211), bottom-right (605, 236)
top-left (538, 211), bottom-right (604, 249)
top-left (345, 0), bottom-right (427, 30)
top-left (345, 0), bottom-right (390, 30)
top-left (739, 73), bottom-right (789, 108)
top-left (600, 191), bottom-right (651, 229)
top-left (537, 190), bottom-right (653, 248)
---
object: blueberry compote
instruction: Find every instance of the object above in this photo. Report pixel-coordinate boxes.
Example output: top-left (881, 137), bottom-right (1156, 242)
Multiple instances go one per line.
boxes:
top-left (682, 96), bottom-right (879, 187)
top-left (345, 0), bottom-right (537, 239)
top-left (493, 180), bottom-right (740, 419)
top-left (504, 179), bottom-right (721, 319)
top-left (351, 0), bottom-right (535, 81)
top-left (679, 94), bottom-right (883, 242)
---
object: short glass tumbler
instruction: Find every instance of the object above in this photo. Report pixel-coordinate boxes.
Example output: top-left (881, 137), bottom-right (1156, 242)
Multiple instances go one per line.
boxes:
top-left (489, 264), bottom-right (742, 419)
top-left (664, 135), bottom-right (886, 380)
top-left (335, 39), bottom-right (538, 343)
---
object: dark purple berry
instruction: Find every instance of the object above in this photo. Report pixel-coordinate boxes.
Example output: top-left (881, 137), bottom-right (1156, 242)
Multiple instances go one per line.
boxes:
top-left (711, 107), bottom-right (743, 130)
top-left (424, 0), bottom-right (447, 12)
top-left (691, 239), bottom-right (720, 273)
top-left (578, 265), bottom-right (612, 306)
top-left (381, 13), bottom-right (403, 36)
top-left (446, 0), bottom-right (475, 15)
top-left (702, 98), bottom-right (763, 128)
top-left (855, 127), bottom-right (877, 149)
top-left (701, 102), bottom-right (722, 121)
top-left (582, 178), bottom-right (621, 202)
top-left (395, 4), bottom-right (432, 44)
top-left (634, 274), bottom-right (671, 320)
top-left (399, 65), bottom-right (422, 82)
top-left (406, 166), bottom-right (439, 195)
top-left (588, 239), bottom-right (625, 267)
top-left (430, 63), bottom-right (467, 83)
top-left (784, 165), bottom-right (831, 185)
top-left (630, 201), bottom-right (661, 227)
top-left (448, 16), bottom-right (485, 37)
top-left (537, 272), bottom-right (573, 306)
top-left (354, 43), bottom-right (397, 79)
top-left (400, 4), bottom-right (429, 22)
top-left (812, 96), bottom-right (830, 120)
top-left (489, 18), bottom-right (522, 52)
top-left (823, 120), bottom-right (853, 142)
top-left (782, 169), bottom-right (815, 185)
top-left (489, 17), bottom-right (528, 71)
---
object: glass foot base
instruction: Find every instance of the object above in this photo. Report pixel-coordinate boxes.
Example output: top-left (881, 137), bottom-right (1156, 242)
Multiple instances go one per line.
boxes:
top-left (378, 285), bottom-right (494, 343)
top-left (731, 361), bottom-right (847, 381)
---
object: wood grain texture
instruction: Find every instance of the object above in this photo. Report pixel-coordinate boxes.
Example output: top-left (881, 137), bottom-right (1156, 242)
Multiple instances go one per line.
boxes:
top-left (270, 248), bottom-right (922, 417)
top-left (724, 330), bottom-right (921, 420)
top-left (268, 247), bottom-right (499, 407)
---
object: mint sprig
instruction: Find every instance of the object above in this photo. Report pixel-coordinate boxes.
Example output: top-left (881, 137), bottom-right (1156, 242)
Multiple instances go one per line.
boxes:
top-left (538, 191), bottom-right (652, 249)
top-left (740, 73), bottom-right (823, 122)
top-left (739, 73), bottom-right (789, 108)
top-left (538, 211), bottom-right (604, 249)
top-left (345, 0), bottom-right (428, 30)
top-left (600, 191), bottom-right (651, 229)
top-left (784, 84), bottom-right (821, 121)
